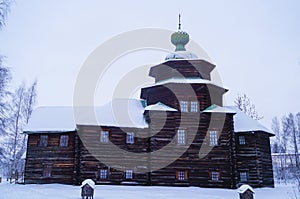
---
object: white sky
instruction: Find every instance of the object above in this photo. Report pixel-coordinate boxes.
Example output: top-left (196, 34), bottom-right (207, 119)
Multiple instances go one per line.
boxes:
top-left (0, 0), bottom-right (299, 129)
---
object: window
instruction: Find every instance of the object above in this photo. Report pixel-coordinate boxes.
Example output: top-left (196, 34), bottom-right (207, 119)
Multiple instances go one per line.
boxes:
top-left (239, 136), bottom-right (246, 145)
top-left (43, 164), bottom-right (52, 177)
top-left (39, 135), bottom-right (48, 147)
top-left (60, 135), bottom-right (69, 147)
top-left (126, 132), bottom-right (134, 144)
top-left (100, 131), bottom-right (109, 143)
top-left (125, 169), bottom-right (133, 179)
top-left (190, 101), bottom-right (199, 112)
top-left (211, 171), bottom-right (220, 181)
top-left (177, 129), bottom-right (186, 145)
top-left (209, 131), bottom-right (218, 146)
top-left (99, 169), bottom-right (108, 179)
top-left (176, 170), bottom-right (188, 181)
top-left (240, 171), bottom-right (248, 182)
top-left (180, 101), bottom-right (188, 112)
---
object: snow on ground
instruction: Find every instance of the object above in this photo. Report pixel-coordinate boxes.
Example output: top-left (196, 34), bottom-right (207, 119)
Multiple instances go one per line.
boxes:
top-left (0, 181), bottom-right (299, 199)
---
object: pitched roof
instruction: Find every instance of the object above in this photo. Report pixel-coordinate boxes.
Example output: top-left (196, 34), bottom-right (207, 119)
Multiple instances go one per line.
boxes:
top-left (145, 102), bottom-right (177, 112)
top-left (24, 106), bottom-right (76, 133)
top-left (226, 106), bottom-right (273, 135)
top-left (24, 99), bottom-right (148, 133)
top-left (24, 101), bottom-right (273, 135)
top-left (144, 77), bottom-right (226, 90)
top-left (202, 104), bottom-right (236, 114)
top-left (238, 184), bottom-right (255, 194)
top-left (80, 179), bottom-right (95, 189)
top-left (203, 105), bottom-right (273, 135)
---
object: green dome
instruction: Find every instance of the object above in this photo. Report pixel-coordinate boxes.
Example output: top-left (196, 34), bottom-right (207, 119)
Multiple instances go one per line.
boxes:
top-left (171, 30), bottom-right (189, 51)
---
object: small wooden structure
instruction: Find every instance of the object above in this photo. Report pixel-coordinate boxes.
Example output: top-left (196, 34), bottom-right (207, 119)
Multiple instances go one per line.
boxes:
top-left (238, 184), bottom-right (254, 199)
top-left (81, 179), bottom-right (95, 199)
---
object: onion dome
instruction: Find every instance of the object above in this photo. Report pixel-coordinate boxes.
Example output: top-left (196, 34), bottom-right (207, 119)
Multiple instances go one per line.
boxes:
top-left (171, 30), bottom-right (189, 51)
top-left (165, 14), bottom-right (198, 60)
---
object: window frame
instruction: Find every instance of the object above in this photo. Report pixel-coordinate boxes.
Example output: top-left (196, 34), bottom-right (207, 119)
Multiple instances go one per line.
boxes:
top-left (209, 130), bottom-right (218, 146)
top-left (99, 169), bottom-right (108, 179)
top-left (239, 135), bottom-right (246, 145)
top-left (42, 164), bottom-right (52, 177)
top-left (125, 169), bottom-right (133, 180)
top-left (60, 135), bottom-right (69, 147)
top-left (100, 131), bottom-right (109, 143)
top-left (177, 129), bottom-right (186, 145)
top-left (210, 170), bottom-right (220, 181)
top-left (176, 170), bottom-right (188, 181)
top-left (240, 171), bottom-right (248, 182)
top-left (126, 132), bottom-right (134, 144)
top-left (180, 101), bottom-right (188, 112)
top-left (39, 135), bottom-right (48, 147)
top-left (190, 101), bottom-right (199, 112)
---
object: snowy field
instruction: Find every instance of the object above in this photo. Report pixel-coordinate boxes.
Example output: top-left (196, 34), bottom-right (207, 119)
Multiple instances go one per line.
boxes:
top-left (0, 181), bottom-right (299, 199)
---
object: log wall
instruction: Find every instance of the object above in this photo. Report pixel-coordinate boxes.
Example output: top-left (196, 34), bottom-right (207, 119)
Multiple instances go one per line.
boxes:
top-left (24, 132), bottom-right (76, 184)
top-left (235, 131), bottom-right (274, 187)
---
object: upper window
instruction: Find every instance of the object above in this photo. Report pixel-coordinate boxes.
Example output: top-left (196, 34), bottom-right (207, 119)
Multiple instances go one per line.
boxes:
top-left (190, 101), bottom-right (199, 112)
top-left (180, 101), bottom-right (188, 112)
top-left (99, 169), bottom-right (108, 179)
top-left (209, 131), bottom-right (218, 146)
top-left (100, 131), bottom-right (109, 143)
top-left (60, 135), bottom-right (69, 147)
top-left (177, 129), bottom-right (186, 145)
top-left (211, 171), bottom-right (220, 181)
top-left (176, 170), bottom-right (188, 181)
top-left (126, 132), bottom-right (134, 144)
top-left (239, 136), bottom-right (246, 145)
top-left (43, 164), bottom-right (52, 177)
top-left (240, 171), bottom-right (248, 182)
top-left (125, 169), bottom-right (133, 180)
top-left (39, 135), bottom-right (48, 147)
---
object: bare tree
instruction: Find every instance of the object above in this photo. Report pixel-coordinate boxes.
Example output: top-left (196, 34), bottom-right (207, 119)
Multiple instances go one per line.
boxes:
top-left (24, 80), bottom-right (37, 123)
top-left (271, 117), bottom-right (285, 181)
top-left (234, 93), bottom-right (263, 120)
top-left (0, 0), bottom-right (13, 131)
top-left (0, 0), bottom-right (12, 29)
top-left (5, 83), bottom-right (27, 178)
top-left (282, 114), bottom-right (299, 168)
top-left (2, 81), bottom-right (37, 180)
top-left (19, 80), bottom-right (37, 168)
top-left (0, 56), bottom-right (11, 135)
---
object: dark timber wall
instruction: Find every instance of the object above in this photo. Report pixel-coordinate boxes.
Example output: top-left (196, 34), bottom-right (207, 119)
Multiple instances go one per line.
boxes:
top-left (24, 132), bottom-right (76, 184)
top-left (235, 131), bottom-right (274, 187)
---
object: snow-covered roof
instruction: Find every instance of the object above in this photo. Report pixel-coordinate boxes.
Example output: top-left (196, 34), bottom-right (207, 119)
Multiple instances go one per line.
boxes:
top-left (80, 179), bottom-right (95, 189)
top-left (165, 51), bottom-right (198, 60)
top-left (202, 104), bottom-right (236, 114)
top-left (202, 105), bottom-right (273, 135)
top-left (238, 184), bottom-right (255, 194)
top-left (144, 77), bottom-right (226, 90)
top-left (24, 100), bottom-right (273, 135)
top-left (145, 102), bottom-right (177, 112)
top-left (24, 106), bottom-right (76, 133)
top-left (75, 99), bottom-right (148, 128)
top-left (226, 106), bottom-right (273, 135)
top-left (24, 99), bottom-right (148, 133)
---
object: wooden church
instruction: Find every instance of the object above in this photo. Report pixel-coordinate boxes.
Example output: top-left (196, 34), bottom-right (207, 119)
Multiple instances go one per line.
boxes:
top-left (23, 23), bottom-right (274, 188)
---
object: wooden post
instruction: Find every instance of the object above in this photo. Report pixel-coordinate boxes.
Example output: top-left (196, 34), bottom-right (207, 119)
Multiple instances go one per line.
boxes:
top-left (238, 184), bottom-right (254, 199)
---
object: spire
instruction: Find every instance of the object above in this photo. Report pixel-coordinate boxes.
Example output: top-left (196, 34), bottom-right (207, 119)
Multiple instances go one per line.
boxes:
top-left (165, 15), bottom-right (198, 60)
top-left (171, 14), bottom-right (189, 51)
top-left (178, 14), bottom-right (181, 30)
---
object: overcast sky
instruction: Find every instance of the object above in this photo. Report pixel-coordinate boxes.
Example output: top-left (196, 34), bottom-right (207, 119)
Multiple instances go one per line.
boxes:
top-left (0, 0), bottom-right (299, 129)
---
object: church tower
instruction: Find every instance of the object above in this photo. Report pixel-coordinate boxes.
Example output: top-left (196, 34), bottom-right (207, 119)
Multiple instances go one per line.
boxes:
top-left (141, 16), bottom-right (237, 188)
top-left (141, 16), bottom-right (227, 113)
